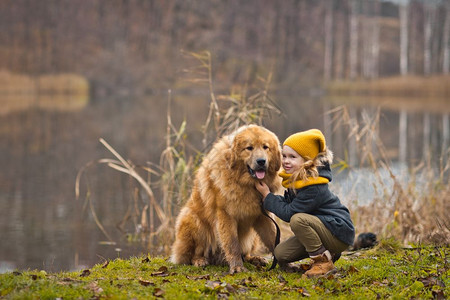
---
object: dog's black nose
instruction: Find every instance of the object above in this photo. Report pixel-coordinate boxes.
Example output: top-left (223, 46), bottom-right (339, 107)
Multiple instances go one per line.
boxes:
top-left (256, 158), bottom-right (266, 166)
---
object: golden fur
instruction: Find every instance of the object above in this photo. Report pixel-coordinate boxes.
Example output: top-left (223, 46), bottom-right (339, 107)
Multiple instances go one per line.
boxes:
top-left (170, 125), bottom-right (282, 273)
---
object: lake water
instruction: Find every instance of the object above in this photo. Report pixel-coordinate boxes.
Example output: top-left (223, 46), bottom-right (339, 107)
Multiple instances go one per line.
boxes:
top-left (0, 92), bottom-right (448, 273)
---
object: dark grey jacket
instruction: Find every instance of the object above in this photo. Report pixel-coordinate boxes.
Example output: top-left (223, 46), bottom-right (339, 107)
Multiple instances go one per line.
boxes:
top-left (263, 164), bottom-right (355, 246)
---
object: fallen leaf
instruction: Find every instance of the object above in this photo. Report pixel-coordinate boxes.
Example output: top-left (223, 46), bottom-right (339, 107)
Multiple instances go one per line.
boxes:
top-left (418, 276), bottom-right (444, 288)
top-left (217, 292), bottom-right (229, 299)
top-left (101, 260), bottom-right (109, 268)
top-left (432, 289), bottom-right (445, 300)
top-left (57, 277), bottom-right (83, 285)
top-left (372, 281), bottom-right (388, 287)
top-left (277, 274), bottom-right (287, 284)
top-left (325, 273), bottom-right (335, 280)
top-left (224, 283), bottom-right (236, 293)
top-left (313, 285), bottom-right (324, 293)
top-left (87, 282), bottom-right (103, 294)
top-left (151, 266), bottom-right (169, 277)
top-left (151, 271), bottom-right (168, 277)
top-left (236, 286), bottom-right (249, 293)
top-left (159, 266), bottom-right (168, 272)
top-left (297, 287), bottom-right (311, 297)
top-left (153, 288), bottom-right (165, 297)
top-left (205, 280), bottom-right (222, 290)
top-left (186, 274), bottom-right (211, 280)
top-left (138, 278), bottom-right (154, 287)
top-left (238, 277), bottom-right (256, 287)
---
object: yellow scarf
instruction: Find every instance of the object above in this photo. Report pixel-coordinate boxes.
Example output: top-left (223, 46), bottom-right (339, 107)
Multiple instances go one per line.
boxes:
top-left (279, 170), bottom-right (329, 189)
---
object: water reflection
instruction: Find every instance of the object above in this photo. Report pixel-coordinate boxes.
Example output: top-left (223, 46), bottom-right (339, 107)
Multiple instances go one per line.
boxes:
top-left (0, 93), bottom-right (448, 273)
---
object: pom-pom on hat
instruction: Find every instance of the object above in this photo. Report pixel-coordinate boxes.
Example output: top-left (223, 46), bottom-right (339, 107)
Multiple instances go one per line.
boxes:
top-left (283, 129), bottom-right (326, 160)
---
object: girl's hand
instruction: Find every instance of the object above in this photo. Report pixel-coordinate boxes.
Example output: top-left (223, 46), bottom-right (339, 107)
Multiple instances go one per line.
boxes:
top-left (255, 181), bottom-right (270, 199)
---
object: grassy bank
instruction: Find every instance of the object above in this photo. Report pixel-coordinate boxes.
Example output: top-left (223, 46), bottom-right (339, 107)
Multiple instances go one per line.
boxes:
top-left (326, 75), bottom-right (450, 97)
top-left (1, 240), bottom-right (448, 299)
top-left (0, 71), bottom-right (89, 96)
top-left (0, 71), bottom-right (90, 114)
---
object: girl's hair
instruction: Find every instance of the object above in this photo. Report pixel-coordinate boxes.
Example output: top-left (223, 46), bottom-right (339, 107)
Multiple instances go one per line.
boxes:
top-left (287, 149), bottom-right (333, 185)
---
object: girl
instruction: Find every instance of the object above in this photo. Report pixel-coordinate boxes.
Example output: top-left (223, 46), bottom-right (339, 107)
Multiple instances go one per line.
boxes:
top-left (255, 129), bottom-right (355, 277)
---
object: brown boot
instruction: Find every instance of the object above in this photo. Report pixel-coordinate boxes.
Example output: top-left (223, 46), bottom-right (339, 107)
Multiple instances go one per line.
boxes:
top-left (304, 250), bottom-right (336, 278)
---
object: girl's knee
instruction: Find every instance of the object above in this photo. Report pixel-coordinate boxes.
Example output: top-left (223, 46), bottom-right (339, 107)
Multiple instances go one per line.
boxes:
top-left (274, 244), bottom-right (294, 263)
top-left (289, 213), bottom-right (312, 232)
top-left (273, 245), bottom-right (286, 262)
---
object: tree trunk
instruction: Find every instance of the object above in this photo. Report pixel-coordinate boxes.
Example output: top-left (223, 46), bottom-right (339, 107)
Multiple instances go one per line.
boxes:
top-left (334, 10), bottom-right (346, 79)
top-left (399, 110), bottom-right (407, 165)
top-left (349, 0), bottom-right (359, 80)
top-left (399, 3), bottom-right (409, 76)
top-left (423, 113), bottom-right (431, 159)
top-left (370, 0), bottom-right (380, 79)
top-left (324, 0), bottom-right (334, 81)
top-left (443, 114), bottom-right (449, 158)
top-left (348, 106), bottom-right (357, 167)
top-left (442, 3), bottom-right (450, 74)
top-left (424, 5), bottom-right (435, 76)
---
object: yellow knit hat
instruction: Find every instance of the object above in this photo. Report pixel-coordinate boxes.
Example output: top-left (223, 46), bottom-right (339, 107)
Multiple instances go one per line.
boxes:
top-left (283, 129), bottom-right (326, 160)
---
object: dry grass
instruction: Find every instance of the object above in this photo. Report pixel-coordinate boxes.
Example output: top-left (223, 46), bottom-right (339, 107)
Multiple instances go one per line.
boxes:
top-left (328, 106), bottom-right (450, 245)
top-left (76, 53), bottom-right (449, 254)
top-left (75, 51), bottom-right (283, 252)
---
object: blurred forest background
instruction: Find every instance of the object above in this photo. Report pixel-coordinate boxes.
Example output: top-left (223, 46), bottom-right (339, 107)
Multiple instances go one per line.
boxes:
top-left (0, 0), bottom-right (449, 273)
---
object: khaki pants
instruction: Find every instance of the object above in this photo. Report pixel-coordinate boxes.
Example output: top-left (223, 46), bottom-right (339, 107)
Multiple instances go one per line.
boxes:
top-left (274, 213), bottom-right (349, 264)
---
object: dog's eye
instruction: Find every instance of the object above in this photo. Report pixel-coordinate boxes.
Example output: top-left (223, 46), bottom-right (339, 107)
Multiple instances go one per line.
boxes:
top-left (246, 146), bottom-right (254, 151)
top-left (263, 145), bottom-right (269, 150)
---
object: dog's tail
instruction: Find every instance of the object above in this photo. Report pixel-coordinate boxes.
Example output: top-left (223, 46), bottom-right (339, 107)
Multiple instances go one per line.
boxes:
top-left (170, 235), bottom-right (195, 264)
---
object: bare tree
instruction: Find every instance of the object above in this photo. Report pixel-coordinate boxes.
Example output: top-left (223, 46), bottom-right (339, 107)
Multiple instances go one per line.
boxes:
top-left (443, 114), bottom-right (449, 159)
top-left (324, 0), bottom-right (334, 81)
top-left (361, 1), bottom-right (372, 78)
top-left (399, 110), bottom-right (407, 165)
top-left (443, 2), bottom-right (450, 74)
top-left (349, 0), bottom-right (359, 80)
top-left (423, 3), bottom-right (436, 75)
top-left (399, 0), bottom-right (409, 75)
top-left (370, 0), bottom-right (381, 79)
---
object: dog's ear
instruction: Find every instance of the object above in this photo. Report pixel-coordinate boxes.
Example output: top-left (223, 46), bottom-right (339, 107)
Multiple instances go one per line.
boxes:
top-left (228, 139), bottom-right (239, 168)
top-left (271, 144), bottom-right (282, 173)
top-left (225, 147), bottom-right (237, 168)
top-left (229, 132), bottom-right (246, 169)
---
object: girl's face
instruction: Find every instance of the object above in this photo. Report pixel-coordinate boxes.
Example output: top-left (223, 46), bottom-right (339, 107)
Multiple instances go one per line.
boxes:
top-left (282, 145), bottom-right (305, 174)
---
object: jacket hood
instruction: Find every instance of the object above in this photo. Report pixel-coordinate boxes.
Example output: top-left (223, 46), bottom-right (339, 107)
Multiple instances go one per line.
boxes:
top-left (318, 162), bottom-right (332, 182)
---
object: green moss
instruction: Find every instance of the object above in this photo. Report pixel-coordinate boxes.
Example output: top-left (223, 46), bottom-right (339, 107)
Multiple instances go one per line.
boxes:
top-left (1, 243), bottom-right (448, 299)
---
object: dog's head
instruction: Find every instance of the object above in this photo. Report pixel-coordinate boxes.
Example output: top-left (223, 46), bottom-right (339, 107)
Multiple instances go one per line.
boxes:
top-left (229, 125), bottom-right (281, 180)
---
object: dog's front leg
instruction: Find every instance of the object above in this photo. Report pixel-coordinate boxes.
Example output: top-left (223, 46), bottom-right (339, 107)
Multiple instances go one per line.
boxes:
top-left (216, 210), bottom-right (247, 274)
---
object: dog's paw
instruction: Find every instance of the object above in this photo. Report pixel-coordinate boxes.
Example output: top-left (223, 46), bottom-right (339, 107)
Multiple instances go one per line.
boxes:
top-left (192, 257), bottom-right (209, 267)
top-left (229, 265), bottom-right (248, 274)
top-left (245, 255), bottom-right (267, 267)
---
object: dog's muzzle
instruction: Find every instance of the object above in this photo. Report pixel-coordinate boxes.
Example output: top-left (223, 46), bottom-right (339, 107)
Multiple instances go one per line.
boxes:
top-left (248, 158), bottom-right (267, 179)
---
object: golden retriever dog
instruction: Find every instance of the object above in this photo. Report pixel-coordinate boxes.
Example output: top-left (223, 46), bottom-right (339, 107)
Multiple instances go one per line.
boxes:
top-left (170, 125), bottom-right (282, 273)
